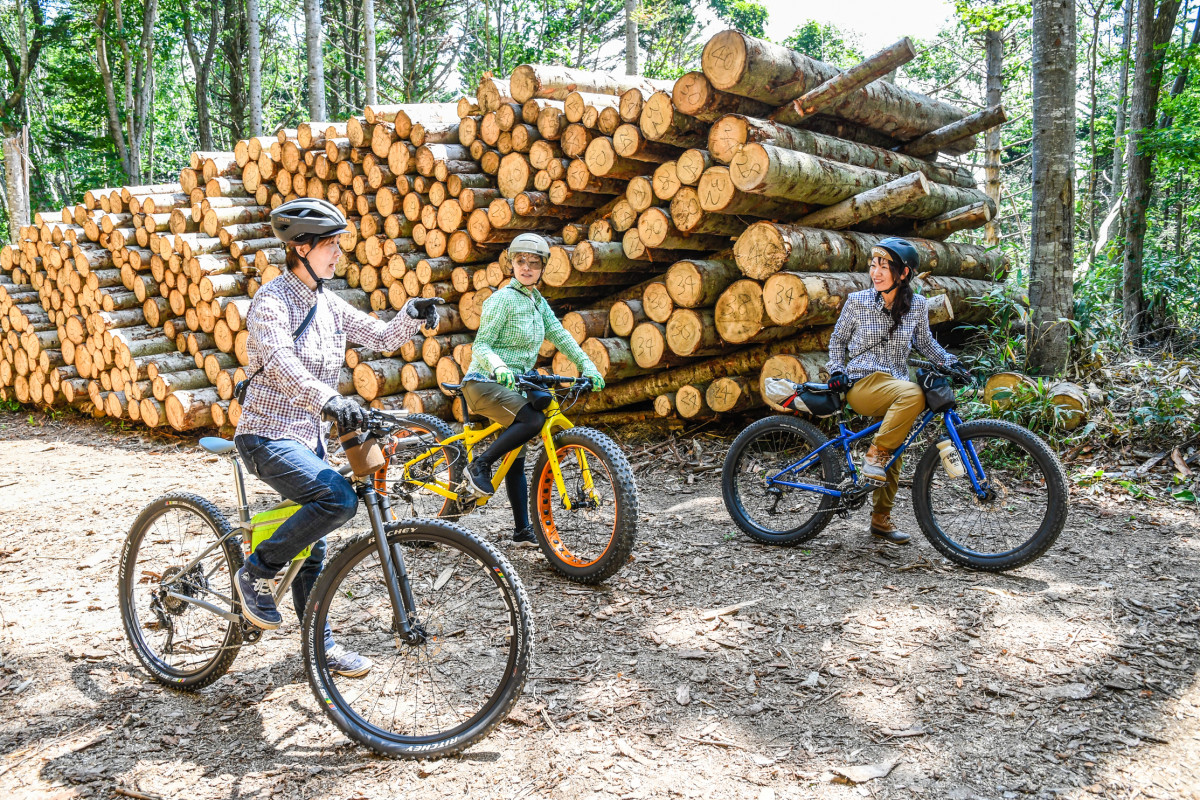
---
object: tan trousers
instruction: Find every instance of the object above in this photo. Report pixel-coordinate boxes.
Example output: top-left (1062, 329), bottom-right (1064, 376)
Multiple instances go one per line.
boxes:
top-left (846, 372), bottom-right (926, 514)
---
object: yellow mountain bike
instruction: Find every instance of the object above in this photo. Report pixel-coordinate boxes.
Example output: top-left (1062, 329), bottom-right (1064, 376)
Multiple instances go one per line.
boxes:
top-left (377, 372), bottom-right (638, 584)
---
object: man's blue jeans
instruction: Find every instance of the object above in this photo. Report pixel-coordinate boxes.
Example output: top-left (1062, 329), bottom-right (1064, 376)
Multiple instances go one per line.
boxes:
top-left (234, 434), bottom-right (358, 625)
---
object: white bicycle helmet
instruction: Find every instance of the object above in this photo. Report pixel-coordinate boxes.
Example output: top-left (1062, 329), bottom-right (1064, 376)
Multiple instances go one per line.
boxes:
top-left (508, 232), bottom-right (551, 260)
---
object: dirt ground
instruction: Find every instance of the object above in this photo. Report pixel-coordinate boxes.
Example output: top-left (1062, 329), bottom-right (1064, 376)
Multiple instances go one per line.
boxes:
top-left (0, 409), bottom-right (1198, 800)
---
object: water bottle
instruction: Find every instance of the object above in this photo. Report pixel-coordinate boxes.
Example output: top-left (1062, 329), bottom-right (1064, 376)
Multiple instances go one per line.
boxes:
top-left (936, 440), bottom-right (966, 479)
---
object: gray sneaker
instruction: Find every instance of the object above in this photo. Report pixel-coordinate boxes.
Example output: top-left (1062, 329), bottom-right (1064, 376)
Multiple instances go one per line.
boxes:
top-left (325, 642), bottom-right (372, 678)
top-left (512, 527), bottom-right (538, 548)
top-left (235, 567), bottom-right (281, 629)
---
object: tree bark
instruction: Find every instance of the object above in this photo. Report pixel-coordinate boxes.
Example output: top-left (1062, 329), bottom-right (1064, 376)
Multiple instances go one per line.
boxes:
top-left (700, 31), bottom-right (976, 152)
top-left (707, 114), bottom-right (976, 188)
top-left (362, 0), bottom-right (377, 106)
top-left (181, 0), bottom-right (224, 152)
top-left (304, 0), bottom-right (327, 120)
top-left (983, 26), bottom-right (1004, 246)
top-left (1121, 0), bottom-right (1180, 339)
top-left (509, 65), bottom-right (671, 104)
top-left (1111, 0), bottom-right (1135, 203)
top-left (246, 0), bottom-right (263, 135)
top-left (734, 223), bottom-right (1007, 281)
top-left (624, 0), bottom-right (638, 74)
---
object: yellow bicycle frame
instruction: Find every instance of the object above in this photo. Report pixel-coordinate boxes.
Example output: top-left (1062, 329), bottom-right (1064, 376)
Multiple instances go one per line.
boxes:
top-left (398, 394), bottom-right (600, 510)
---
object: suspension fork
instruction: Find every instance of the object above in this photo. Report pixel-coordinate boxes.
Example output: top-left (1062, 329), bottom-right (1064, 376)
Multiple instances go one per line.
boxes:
top-left (361, 487), bottom-right (422, 643)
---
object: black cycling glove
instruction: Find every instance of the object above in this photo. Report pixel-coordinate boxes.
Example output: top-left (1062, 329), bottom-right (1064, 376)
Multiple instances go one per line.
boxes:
top-left (406, 297), bottom-right (445, 329)
top-left (827, 371), bottom-right (851, 393)
top-left (322, 395), bottom-right (368, 433)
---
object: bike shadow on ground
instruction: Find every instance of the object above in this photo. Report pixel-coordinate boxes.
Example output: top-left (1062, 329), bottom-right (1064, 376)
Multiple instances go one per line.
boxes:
top-left (33, 649), bottom-right (392, 797)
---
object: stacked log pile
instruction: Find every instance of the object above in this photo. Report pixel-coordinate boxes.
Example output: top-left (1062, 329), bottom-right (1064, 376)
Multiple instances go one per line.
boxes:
top-left (0, 29), bottom-right (1010, 431)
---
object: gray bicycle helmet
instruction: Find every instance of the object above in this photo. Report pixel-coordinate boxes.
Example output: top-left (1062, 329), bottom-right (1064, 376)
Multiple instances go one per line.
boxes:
top-left (270, 198), bottom-right (350, 245)
top-left (508, 232), bottom-right (551, 260)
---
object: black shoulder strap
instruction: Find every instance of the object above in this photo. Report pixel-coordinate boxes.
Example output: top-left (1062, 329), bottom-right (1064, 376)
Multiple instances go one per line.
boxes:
top-left (233, 296), bottom-right (322, 404)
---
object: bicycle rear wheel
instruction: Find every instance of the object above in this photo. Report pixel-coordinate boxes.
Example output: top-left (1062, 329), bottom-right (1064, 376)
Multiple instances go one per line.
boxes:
top-left (118, 493), bottom-right (243, 690)
top-left (376, 413), bottom-right (466, 520)
top-left (303, 519), bottom-right (532, 758)
top-left (912, 419), bottom-right (1069, 571)
top-left (721, 415), bottom-right (843, 545)
top-left (529, 427), bottom-right (638, 584)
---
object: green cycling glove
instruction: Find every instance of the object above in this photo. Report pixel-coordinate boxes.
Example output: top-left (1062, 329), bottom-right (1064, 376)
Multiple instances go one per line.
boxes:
top-left (583, 370), bottom-right (605, 392)
top-left (494, 366), bottom-right (516, 390)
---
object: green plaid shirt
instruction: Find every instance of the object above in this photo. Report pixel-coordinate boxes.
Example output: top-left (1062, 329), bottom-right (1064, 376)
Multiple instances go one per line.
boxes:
top-left (466, 283), bottom-right (599, 381)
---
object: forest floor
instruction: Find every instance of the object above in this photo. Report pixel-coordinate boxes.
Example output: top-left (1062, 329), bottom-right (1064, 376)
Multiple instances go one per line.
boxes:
top-left (0, 409), bottom-right (1198, 800)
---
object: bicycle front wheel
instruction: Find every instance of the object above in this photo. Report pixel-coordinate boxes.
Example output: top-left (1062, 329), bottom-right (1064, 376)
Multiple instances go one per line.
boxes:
top-left (303, 519), bottom-right (532, 758)
top-left (530, 427), bottom-right (638, 584)
top-left (912, 419), bottom-right (1069, 571)
top-left (721, 415), bottom-right (843, 545)
top-left (118, 493), bottom-right (243, 690)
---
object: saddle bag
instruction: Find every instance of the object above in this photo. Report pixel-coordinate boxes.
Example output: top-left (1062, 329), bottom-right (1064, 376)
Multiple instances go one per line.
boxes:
top-left (763, 377), bottom-right (843, 418)
top-left (917, 368), bottom-right (957, 413)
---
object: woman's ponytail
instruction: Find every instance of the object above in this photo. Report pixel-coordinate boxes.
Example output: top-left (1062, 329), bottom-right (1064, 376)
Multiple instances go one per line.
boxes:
top-left (889, 269), bottom-right (914, 335)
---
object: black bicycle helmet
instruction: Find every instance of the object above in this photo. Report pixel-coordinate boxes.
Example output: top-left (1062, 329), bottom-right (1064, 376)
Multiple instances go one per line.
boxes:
top-left (270, 198), bottom-right (350, 245)
top-left (873, 237), bottom-right (921, 276)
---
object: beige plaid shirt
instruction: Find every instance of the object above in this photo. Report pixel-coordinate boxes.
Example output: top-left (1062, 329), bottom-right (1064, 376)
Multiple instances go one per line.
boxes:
top-left (235, 271), bottom-right (421, 450)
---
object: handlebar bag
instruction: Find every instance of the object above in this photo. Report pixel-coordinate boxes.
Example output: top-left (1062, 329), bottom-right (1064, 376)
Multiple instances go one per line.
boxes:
top-left (917, 368), bottom-right (957, 413)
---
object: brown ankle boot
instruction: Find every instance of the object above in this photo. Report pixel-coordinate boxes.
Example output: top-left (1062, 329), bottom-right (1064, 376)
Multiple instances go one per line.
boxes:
top-left (862, 444), bottom-right (892, 484)
top-left (869, 512), bottom-right (911, 545)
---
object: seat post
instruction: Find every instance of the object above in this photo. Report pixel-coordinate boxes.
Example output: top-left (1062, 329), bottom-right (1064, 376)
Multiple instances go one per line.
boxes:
top-left (231, 457), bottom-right (252, 526)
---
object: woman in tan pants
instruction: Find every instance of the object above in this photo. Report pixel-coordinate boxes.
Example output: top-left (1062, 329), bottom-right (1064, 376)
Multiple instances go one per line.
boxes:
top-left (825, 238), bottom-right (962, 544)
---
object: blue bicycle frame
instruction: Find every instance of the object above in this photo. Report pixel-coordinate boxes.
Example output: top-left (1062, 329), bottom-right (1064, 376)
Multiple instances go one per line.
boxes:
top-left (767, 409), bottom-right (991, 500)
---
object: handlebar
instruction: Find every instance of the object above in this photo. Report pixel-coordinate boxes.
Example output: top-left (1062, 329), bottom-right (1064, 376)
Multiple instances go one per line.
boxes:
top-left (515, 372), bottom-right (592, 391)
top-left (910, 358), bottom-right (973, 385)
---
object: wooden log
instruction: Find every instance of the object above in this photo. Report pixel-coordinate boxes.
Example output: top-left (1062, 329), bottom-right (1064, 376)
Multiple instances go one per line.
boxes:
top-left (165, 387), bottom-right (220, 430)
top-left (793, 171), bottom-right (932, 230)
top-left (583, 138), bottom-right (655, 180)
top-left (900, 105), bottom-right (1007, 158)
top-left (696, 166), bottom-right (813, 219)
top-left (786, 38), bottom-right (916, 121)
top-left (671, 71), bottom-right (773, 122)
top-left (608, 299), bottom-right (648, 337)
top-left (570, 240), bottom-right (653, 274)
top-left (638, 92), bottom-right (708, 147)
top-left (666, 189), bottom-right (745, 237)
top-left (674, 384), bottom-right (718, 419)
top-left (612, 124), bottom-right (682, 163)
top-left (635, 207), bottom-right (734, 250)
top-left (402, 388), bottom-right (451, 417)
top-left (707, 114), bottom-right (976, 189)
top-left (577, 337), bottom-right (823, 413)
top-left (562, 308), bottom-right (611, 344)
top-left (664, 256), bottom-right (739, 308)
top-left (641, 281), bottom-right (673, 324)
top-left (759, 352), bottom-right (831, 411)
top-left (705, 375), bottom-right (762, 413)
top-left (729, 144), bottom-right (993, 219)
top-left (625, 176), bottom-right (656, 213)
top-left (674, 149), bottom-right (713, 187)
top-left (700, 31), bottom-right (976, 152)
top-left (761, 271), bottom-right (872, 327)
top-left (509, 65), bottom-right (672, 104)
top-left (714, 279), bottom-right (799, 344)
top-left (582, 337), bottom-right (651, 380)
top-left (910, 201), bottom-right (994, 240)
top-left (654, 393), bottom-right (676, 417)
top-left (733, 224), bottom-right (1007, 282)
top-left (983, 372), bottom-right (1037, 409)
top-left (353, 359), bottom-right (404, 402)
top-left (651, 161), bottom-right (681, 202)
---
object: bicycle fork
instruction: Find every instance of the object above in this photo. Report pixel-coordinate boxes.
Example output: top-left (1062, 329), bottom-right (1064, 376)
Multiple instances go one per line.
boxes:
top-left (360, 486), bottom-right (426, 645)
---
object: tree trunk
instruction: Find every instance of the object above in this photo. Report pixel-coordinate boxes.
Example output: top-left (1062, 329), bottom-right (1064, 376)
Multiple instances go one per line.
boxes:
top-left (246, 0), bottom-right (263, 135)
top-left (509, 65), bottom-right (671, 103)
top-left (983, 27), bottom-right (1003, 246)
top-left (1027, 0), bottom-right (1077, 372)
top-left (664, 257), bottom-right (739, 308)
top-left (362, 0), bottom-right (377, 106)
top-left (182, 0), bottom-right (224, 152)
top-left (793, 172), bottom-right (931, 230)
top-left (304, 0), bottom-right (326, 120)
top-left (2, 135), bottom-right (30, 238)
top-left (1111, 0), bottom-right (1135, 203)
top-left (624, 0), bottom-right (638, 75)
top-left (1121, 0), bottom-right (1181, 339)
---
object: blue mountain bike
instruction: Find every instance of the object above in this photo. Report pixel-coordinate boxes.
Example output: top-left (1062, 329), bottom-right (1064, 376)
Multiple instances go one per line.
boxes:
top-left (722, 361), bottom-right (1069, 571)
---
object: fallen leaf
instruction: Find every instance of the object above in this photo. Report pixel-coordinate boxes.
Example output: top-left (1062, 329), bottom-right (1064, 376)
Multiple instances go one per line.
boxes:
top-left (832, 756), bottom-right (900, 784)
top-left (675, 684), bottom-right (691, 706)
top-left (881, 725), bottom-right (928, 738)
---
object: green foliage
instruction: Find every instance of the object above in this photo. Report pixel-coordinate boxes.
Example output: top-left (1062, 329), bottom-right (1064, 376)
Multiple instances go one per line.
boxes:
top-left (707, 0), bottom-right (767, 38)
top-left (781, 21), bottom-right (862, 68)
top-left (639, 0), bottom-right (706, 80)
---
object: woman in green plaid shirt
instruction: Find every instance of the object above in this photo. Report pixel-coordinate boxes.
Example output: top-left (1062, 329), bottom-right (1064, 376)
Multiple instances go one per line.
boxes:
top-left (460, 233), bottom-right (606, 545)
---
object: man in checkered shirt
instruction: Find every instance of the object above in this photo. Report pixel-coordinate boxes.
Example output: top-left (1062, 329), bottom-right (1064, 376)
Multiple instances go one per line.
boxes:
top-left (825, 237), bottom-right (962, 545)
top-left (232, 198), bottom-right (440, 677)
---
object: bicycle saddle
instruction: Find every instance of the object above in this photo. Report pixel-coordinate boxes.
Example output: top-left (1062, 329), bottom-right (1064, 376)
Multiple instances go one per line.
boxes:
top-left (440, 382), bottom-right (464, 394)
top-left (802, 382), bottom-right (835, 394)
top-left (200, 437), bottom-right (236, 456)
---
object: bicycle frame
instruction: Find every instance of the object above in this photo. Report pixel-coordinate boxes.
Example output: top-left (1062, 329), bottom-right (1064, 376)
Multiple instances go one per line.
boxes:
top-left (767, 408), bottom-right (991, 500)
top-left (396, 394), bottom-right (598, 511)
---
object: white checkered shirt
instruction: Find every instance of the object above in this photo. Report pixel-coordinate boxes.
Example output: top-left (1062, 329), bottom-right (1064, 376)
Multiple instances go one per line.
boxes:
top-left (827, 289), bottom-right (955, 380)
top-left (235, 271), bottom-right (422, 450)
